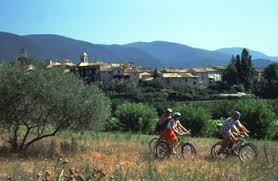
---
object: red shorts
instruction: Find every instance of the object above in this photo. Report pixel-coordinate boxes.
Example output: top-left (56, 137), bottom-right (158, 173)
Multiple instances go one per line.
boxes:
top-left (161, 128), bottom-right (177, 143)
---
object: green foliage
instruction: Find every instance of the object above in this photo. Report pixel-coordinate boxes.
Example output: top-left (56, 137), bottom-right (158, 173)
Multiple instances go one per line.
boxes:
top-left (203, 100), bottom-right (234, 119)
top-left (207, 81), bottom-right (231, 93)
top-left (140, 78), bottom-right (165, 91)
top-left (0, 63), bottom-right (111, 151)
top-left (171, 99), bottom-right (277, 139)
top-left (266, 119), bottom-right (278, 140)
top-left (195, 99), bottom-right (276, 139)
top-left (114, 102), bottom-right (158, 134)
top-left (201, 119), bottom-right (224, 137)
top-left (256, 63), bottom-right (278, 98)
top-left (104, 117), bottom-right (123, 132)
top-left (173, 103), bottom-right (211, 136)
top-left (222, 63), bottom-right (239, 85)
top-left (233, 99), bottom-right (276, 139)
top-left (222, 49), bottom-right (255, 90)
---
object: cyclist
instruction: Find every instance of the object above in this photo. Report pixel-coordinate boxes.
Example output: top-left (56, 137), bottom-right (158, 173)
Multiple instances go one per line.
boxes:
top-left (219, 111), bottom-right (250, 154)
top-left (155, 108), bottom-right (173, 134)
top-left (161, 112), bottom-right (189, 154)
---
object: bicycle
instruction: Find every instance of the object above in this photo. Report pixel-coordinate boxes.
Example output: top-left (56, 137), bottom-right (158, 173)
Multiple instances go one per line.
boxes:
top-left (211, 135), bottom-right (258, 162)
top-left (155, 131), bottom-right (196, 160)
top-left (149, 137), bottom-right (159, 153)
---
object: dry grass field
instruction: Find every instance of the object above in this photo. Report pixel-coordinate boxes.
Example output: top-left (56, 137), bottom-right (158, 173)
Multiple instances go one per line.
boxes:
top-left (0, 132), bottom-right (277, 181)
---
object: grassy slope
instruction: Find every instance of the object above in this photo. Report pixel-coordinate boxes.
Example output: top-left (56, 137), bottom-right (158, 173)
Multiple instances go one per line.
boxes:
top-left (0, 132), bottom-right (277, 180)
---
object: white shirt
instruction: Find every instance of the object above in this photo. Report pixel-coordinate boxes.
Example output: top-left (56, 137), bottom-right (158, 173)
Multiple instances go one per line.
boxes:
top-left (167, 119), bottom-right (179, 130)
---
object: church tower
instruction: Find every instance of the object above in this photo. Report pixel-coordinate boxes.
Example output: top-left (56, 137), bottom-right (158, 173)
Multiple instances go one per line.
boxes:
top-left (80, 52), bottom-right (89, 63)
top-left (17, 48), bottom-right (28, 64)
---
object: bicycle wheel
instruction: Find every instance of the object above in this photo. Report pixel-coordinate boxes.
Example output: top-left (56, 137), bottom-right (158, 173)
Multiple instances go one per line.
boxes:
top-left (155, 141), bottom-right (171, 160)
top-left (149, 137), bottom-right (158, 153)
top-left (177, 142), bottom-right (196, 160)
top-left (211, 142), bottom-right (229, 159)
top-left (248, 143), bottom-right (259, 153)
top-left (238, 143), bottom-right (258, 162)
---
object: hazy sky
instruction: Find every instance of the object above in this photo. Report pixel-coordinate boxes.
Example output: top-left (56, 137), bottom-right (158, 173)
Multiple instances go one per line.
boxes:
top-left (0, 0), bottom-right (277, 55)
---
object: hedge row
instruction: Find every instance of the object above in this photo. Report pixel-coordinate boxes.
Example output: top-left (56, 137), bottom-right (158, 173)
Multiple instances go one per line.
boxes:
top-left (105, 99), bottom-right (278, 139)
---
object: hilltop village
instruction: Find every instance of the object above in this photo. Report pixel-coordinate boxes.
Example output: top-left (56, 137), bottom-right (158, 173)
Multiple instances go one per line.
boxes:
top-left (46, 52), bottom-right (226, 88)
top-left (16, 48), bottom-right (263, 90)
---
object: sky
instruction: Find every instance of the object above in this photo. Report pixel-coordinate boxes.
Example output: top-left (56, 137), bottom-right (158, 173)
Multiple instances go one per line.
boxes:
top-left (0, 0), bottom-right (277, 56)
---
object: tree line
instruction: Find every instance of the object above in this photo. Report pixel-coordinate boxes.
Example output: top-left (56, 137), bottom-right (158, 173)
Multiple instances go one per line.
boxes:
top-left (222, 48), bottom-right (278, 98)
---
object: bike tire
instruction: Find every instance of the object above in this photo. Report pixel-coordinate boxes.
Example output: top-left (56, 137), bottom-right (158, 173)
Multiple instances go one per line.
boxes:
top-left (155, 141), bottom-right (171, 160)
top-left (238, 143), bottom-right (258, 162)
top-left (211, 141), bottom-right (229, 160)
top-left (149, 137), bottom-right (158, 153)
top-left (177, 142), bottom-right (196, 160)
top-left (247, 143), bottom-right (259, 153)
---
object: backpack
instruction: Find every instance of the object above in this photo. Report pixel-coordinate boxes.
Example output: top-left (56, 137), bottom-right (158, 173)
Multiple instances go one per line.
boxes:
top-left (155, 118), bottom-right (171, 135)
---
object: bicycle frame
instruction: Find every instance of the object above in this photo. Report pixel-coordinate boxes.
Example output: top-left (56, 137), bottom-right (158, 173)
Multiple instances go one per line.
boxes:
top-left (227, 137), bottom-right (247, 154)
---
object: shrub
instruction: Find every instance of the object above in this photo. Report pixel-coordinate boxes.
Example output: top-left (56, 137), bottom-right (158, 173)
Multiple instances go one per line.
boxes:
top-left (201, 119), bottom-right (224, 137)
top-left (203, 100), bottom-right (234, 119)
top-left (140, 79), bottom-right (165, 91)
top-left (173, 103), bottom-right (211, 136)
top-left (104, 117), bottom-right (123, 132)
top-left (114, 102), bottom-right (158, 134)
top-left (233, 99), bottom-right (276, 139)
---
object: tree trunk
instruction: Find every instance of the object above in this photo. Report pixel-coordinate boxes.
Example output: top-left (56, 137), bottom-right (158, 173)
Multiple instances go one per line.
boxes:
top-left (9, 125), bottom-right (19, 152)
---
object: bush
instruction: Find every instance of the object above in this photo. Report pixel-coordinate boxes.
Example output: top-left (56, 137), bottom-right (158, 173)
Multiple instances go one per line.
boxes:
top-left (190, 99), bottom-right (277, 139)
top-left (270, 99), bottom-right (278, 117)
top-left (114, 102), bottom-right (158, 134)
top-left (233, 99), bottom-right (276, 139)
top-left (173, 103), bottom-right (211, 136)
top-left (201, 119), bottom-right (224, 137)
top-left (266, 120), bottom-right (278, 140)
top-left (140, 79), bottom-right (165, 91)
top-left (104, 117), bottom-right (123, 132)
top-left (202, 100), bottom-right (234, 119)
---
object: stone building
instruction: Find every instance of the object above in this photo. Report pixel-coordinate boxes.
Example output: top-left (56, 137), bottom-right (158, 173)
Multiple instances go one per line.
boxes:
top-left (160, 66), bottom-right (225, 88)
top-left (161, 72), bottom-right (200, 88)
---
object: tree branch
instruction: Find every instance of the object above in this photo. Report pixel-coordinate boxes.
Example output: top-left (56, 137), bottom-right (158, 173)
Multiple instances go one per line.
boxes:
top-left (23, 117), bottom-right (70, 150)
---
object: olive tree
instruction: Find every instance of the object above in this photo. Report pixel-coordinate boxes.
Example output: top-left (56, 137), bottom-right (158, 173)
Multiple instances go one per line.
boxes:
top-left (0, 63), bottom-right (111, 152)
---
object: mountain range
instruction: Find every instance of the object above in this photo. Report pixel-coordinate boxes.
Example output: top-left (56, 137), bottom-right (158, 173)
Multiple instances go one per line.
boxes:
top-left (0, 32), bottom-right (276, 69)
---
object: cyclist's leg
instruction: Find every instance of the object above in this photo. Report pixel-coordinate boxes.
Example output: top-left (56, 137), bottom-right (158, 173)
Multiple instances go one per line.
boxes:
top-left (220, 134), bottom-right (230, 153)
top-left (168, 131), bottom-right (178, 153)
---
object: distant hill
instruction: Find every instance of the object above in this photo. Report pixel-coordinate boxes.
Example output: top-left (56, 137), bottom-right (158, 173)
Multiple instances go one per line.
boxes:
top-left (125, 41), bottom-right (231, 68)
top-left (0, 32), bottom-right (276, 69)
top-left (215, 47), bottom-right (278, 61)
top-left (125, 41), bottom-right (275, 68)
top-left (252, 59), bottom-right (273, 70)
top-left (0, 32), bottom-right (160, 68)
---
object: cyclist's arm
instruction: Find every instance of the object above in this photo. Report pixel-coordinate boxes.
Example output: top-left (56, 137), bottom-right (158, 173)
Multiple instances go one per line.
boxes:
top-left (232, 125), bottom-right (240, 134)
top-left (241, 125), bottom-right (250, 134)
top-left (229, 130), bottom-right (238, 140)
top-left (172, 123), bottom-right (184, 135)
top-left (173, 126), bottom-right (184, 136)
top-left (237, 121), bottom-right (250, 135)
top-left (178, 122), bottom-right (189, 132)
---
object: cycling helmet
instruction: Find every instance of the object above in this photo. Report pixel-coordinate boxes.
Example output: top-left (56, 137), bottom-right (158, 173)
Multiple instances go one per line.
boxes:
top-left (173, 112), bottom-right (182, 117)
top-left (166, 108), bottom-right (173, 113)
top-left (234, 111), bottom-right (241, 117)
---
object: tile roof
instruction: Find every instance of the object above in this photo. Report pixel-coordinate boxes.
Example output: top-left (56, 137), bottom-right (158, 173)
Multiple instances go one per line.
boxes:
top-left (161, 72), bottom-right (199, 78)
top-left (161, 66), bottom-right (225, 73)
top-left (47, 60), bottom-right (76, 68)
top-left (161, 68), bottom-right (190, 73)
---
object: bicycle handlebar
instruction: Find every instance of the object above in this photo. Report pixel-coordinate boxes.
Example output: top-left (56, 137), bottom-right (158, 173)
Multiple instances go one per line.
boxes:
top-left (237, 134), bottom-right (249, 141)
top-left (180, 130), bottom-right (191, 136)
